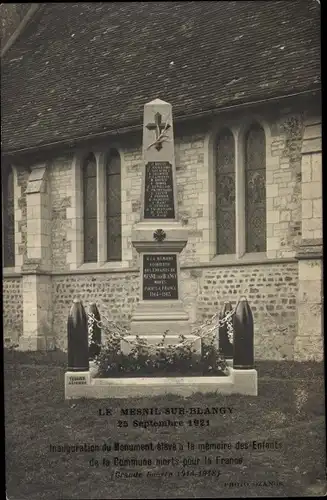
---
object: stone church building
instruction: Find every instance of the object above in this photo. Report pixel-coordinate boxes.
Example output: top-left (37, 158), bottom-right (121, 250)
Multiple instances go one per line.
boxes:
top-left (2, 2), bottom-right (322, 360)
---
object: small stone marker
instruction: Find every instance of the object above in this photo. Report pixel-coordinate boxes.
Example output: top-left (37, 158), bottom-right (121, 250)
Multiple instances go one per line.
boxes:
top-left (128, 98), bottom-right (199, 352)
top-left (68, 374), bottom-right (88, 385)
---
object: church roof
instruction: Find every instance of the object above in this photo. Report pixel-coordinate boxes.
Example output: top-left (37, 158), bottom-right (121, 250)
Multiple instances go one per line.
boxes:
top-left (1, 1), bottom-right (321, 154)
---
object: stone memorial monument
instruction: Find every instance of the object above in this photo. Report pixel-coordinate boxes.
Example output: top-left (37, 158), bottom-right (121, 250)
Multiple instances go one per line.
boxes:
top-left (123, 98), bottom-right (200, 354)
top-left (64, 100), bottom-right (258, 397)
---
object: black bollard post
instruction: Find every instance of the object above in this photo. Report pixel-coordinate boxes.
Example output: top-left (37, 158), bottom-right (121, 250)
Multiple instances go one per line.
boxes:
top-left (67, 298), bottom-right (89, 372)
top-left (218, 301), bottom-right (234, 360)
top-left (89, 303), bottom-right (101, 359)
top-left (233, 297), bottom-right (254, 369)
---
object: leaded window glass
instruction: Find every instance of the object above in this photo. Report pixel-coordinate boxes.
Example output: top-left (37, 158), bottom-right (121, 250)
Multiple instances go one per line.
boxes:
top-left (2, 166), bottom-right (15, 267)
top-left (106, 149), bottom-right (121, 261)
top-left (216, 129), bottom-right (236, 255)
top-left (83, 153), bottom-right (98, 263)
top-left (245, 124), bottom-right (266, 252)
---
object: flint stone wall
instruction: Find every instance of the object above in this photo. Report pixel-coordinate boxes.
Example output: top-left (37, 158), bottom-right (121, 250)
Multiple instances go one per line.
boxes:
top-left (3, 276), bottom-right (23, 343)
top-left (52, 261), bottom-right (297, 360)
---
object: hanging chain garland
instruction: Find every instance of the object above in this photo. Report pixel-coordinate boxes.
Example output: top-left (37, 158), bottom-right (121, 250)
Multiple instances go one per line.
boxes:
top-left (226, 314), bottom-right (234, 343)
top-left (87, 285), bottom-right (293, 356)
top-left (87, 300), bottom-right (237, 356)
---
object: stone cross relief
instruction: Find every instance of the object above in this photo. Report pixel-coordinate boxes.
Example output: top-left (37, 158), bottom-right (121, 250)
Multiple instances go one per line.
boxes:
top-left (146, 112), bottom-right (171, 151)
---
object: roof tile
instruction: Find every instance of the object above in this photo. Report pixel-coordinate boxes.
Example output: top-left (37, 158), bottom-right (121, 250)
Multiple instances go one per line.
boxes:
top-left (1, 1), bottom-right (321, 153)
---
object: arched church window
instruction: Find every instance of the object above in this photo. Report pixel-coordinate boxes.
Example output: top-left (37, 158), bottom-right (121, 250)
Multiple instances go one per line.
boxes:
top-left (2, 166), bottom-right (15, 267)
top-left (216, 129), bottom-right (236, 255)
top-left (245, 124), bottom-right (266, 252)
top-left (106, 149), bottom-right (122, 261)
top-left (83, 153), bottom-right (98, 263)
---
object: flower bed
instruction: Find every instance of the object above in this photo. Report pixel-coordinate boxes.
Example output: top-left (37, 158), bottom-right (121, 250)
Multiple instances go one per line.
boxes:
top-left (90, 333), bottom-right (228, 378)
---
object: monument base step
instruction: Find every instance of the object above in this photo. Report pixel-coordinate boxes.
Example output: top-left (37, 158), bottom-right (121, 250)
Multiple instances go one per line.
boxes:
top-left (130, 319), bottom-right (191, 338)
top-left (131, 301), bottom-right (190, 338)
top-left (131, 300), bottom-right (189, 321)
top-left (120, 334), bottom-right (201, 355)
top-left (64, 368), bottom-right (258, 399)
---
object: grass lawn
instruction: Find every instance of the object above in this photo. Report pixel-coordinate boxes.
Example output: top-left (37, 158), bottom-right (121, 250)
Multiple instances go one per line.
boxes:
top-left (4, 349), bottom-right (326, 499)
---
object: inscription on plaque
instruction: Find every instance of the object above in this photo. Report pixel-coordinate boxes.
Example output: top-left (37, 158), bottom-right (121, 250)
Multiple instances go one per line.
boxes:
top-left (143, 254), bottom-right (178, 300)
top-left (144, 161), bottom-right (175, 219)
top-left (68, 376), bottom-right (87, 385)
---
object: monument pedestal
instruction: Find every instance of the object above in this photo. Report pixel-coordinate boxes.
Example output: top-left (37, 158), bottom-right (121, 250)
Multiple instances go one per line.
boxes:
top-left (131, 300), bottom-right (189, 331)
top-left (129, 221), bottom-right (193, 351)
top-left (131, 221), bottom-right (190, 338)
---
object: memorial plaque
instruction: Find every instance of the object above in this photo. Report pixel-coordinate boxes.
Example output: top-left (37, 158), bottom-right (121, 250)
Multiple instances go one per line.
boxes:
top-left (143, 254), bottom-right (178, 300)
top-left (144, 161), bottom-right (175, 219)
